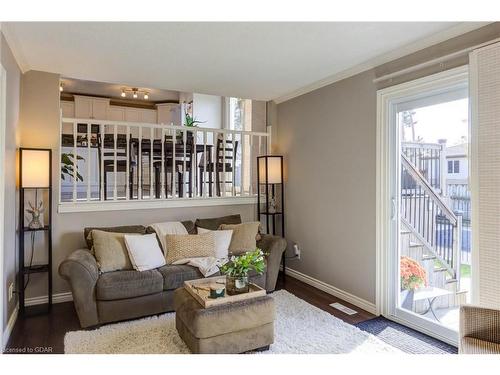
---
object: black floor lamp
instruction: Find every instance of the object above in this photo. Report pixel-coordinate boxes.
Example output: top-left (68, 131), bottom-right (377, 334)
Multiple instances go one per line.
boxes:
top-left (257, 155), bottom-right (285, 277)
top-left (18, 148), bottom-right (53, 316)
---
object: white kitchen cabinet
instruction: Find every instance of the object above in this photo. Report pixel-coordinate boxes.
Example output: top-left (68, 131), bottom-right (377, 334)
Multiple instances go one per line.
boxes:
top-left (74, 95), bottom-right (110, 119)
top-left (156, 103), bottom-right (181, 125)
top-left (141, 109), bottom-right (157, 124)
top-left (60, 100), bottom-right (75, 118)
top-left (123, 107), bottom-right (157, 123)
top-left (107, 106), bottom-right (125, 121)
top-left (124, 107), bottom-right (141, 122)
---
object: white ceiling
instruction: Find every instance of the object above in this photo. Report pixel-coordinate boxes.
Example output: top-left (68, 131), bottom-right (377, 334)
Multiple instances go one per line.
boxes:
top-left (3, 22), bottom-right (488, 102)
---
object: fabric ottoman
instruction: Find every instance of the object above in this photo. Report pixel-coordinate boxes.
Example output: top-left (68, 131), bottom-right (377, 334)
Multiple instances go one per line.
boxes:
top-left (174, 287), bottom-right (275, 354)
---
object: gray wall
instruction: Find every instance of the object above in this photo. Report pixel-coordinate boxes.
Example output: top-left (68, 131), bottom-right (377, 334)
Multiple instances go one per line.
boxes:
top-left (275, 22), bottom-right (500, 306)
top-left (18, 70), bottom-right (257, 300)
top-left (277, 70), bottom-right (378, 303)
top-left (1, 33), bottom-right (21, 330)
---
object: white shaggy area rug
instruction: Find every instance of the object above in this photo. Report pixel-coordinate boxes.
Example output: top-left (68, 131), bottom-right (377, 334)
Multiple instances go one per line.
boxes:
top-left (64, 290), bottom-right (400, 354)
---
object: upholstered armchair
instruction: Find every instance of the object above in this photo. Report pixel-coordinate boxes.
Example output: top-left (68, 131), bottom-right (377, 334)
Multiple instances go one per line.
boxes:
top-left (459, 305), bottom-right (500, 354)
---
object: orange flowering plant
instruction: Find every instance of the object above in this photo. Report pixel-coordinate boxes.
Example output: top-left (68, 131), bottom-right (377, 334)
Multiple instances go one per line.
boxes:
top-left (400, 256), bottom-right (427, 290)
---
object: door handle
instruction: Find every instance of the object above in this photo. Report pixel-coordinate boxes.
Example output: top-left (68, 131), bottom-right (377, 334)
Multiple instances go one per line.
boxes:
top-left (391, 198), bottom-right (397, 221)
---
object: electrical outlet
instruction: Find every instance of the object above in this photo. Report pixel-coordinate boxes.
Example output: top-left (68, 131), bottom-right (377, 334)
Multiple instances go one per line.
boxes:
top-left (8, 283), bottom-right (14, 301)
top-left (293, 243), bottom-right (301, 260)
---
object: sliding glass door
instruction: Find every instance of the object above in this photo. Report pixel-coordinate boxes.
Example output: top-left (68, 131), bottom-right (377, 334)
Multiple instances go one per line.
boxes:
top-left (379, 66), bottom-right (471, 346)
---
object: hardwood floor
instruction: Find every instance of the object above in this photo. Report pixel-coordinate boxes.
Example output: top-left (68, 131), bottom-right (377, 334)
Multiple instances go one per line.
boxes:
top-left (4, 274), bottom-right (376, 354)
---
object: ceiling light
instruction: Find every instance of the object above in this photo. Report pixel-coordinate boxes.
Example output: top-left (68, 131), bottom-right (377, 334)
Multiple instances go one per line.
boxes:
top-left (59, 83), bottom-right (64, 92)
top-left (120, 87), bottom-right (150, 100)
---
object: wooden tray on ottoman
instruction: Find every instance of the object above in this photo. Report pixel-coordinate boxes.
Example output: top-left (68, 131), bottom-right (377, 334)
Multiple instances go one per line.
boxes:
top-left (184, 276), bottom-right (266, 308)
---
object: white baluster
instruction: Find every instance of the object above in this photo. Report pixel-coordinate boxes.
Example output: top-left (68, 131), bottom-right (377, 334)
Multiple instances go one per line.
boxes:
top-left (222, 132), bottom-right (226, 197)
top-left (138, 126), bottom-right (142, 200)
top-left (150, 126), bottom-right (154, 200)
top-left (232, 132), bottom-right (236, 197)
top-left (193, 129), bottom-right (197, 198)
top-left (113, 124), bottom-right (117, 201)
top-left (73, 121), bottom-right (77, 202)
top-left (183, 129), bottom-right (186, 198)
top-left (172, 126), bottom-right (176, 198)
top-left (100, 124), bottom-right (104, 201)
top-left (126, 125), bottom-right (130, 200)
top-left (87, 122), bottom-right (91, 201)
top-left (203, 131), bottom-right (207, 198)
top-left (249, 134), bottom-right (253, 196)
top-left (161, 127), bottom-right (165, 199)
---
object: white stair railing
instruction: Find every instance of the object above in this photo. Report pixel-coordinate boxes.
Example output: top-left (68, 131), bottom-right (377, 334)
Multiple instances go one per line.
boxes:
top-left (59, 117), bottom-right (269, 204)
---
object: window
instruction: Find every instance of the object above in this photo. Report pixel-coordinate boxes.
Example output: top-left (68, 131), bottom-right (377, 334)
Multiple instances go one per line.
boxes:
top-left (448, 160), bottom-right (460, 174)
top-left (227, 97), bottom-right (252, 131)
top-left (225, 98), bottom-right (253, 194)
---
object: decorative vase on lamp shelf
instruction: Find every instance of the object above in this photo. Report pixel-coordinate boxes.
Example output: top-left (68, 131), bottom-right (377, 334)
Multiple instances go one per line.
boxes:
top-left (26, 200), bottom-right (45, 229)
top-left (268, 197), bottom-right (277, 214)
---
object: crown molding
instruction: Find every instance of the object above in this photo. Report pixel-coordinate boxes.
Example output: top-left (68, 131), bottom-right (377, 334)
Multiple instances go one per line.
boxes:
top-left (273, 22), bottom-right (491, 104)
top-left (1, 23), bottom-right (30, 73)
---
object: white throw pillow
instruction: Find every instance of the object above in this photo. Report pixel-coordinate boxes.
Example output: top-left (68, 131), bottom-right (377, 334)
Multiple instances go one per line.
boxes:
top-left (197, 227), bottom-right (233, 259)
top-left (124, 234), bottom-right (166, 271)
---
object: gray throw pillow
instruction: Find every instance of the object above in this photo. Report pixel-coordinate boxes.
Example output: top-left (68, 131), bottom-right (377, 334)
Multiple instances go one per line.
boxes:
top-left (195, 214), bottom-right (242, 231)
top-left (84, 225), bottom-right (146, 250)
top-left (91, 230), bottom-right (140, 273)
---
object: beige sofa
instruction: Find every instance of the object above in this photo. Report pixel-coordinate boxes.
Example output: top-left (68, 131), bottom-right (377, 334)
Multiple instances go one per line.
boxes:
top-left (59, 215), bottom-right (287, 328)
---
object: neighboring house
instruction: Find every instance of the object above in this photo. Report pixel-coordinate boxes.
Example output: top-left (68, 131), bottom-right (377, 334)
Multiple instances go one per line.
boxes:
top-left (445, 142), bottom-right (471, 258)
top-left (445, 142), bottom-right (469, 184)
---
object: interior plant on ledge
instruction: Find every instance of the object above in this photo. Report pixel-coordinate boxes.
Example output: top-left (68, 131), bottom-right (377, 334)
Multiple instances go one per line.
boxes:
top-left (61, 153), bottom-right (84, 181)
top-left (400, 256), bottom-right (428, 310)
top-left (184, 112), bottom-right (205, 127)
top-left (219, 249), bottom-right (266, 295)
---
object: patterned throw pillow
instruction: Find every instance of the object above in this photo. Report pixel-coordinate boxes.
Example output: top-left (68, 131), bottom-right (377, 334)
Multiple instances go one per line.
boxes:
top-left (165, 232), bottom-right (216, 264)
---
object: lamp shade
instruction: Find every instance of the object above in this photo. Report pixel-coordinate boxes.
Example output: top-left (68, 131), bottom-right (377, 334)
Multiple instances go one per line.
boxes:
top-left (258, 156), bottom-right (283, 184)
top-left (20, 149), bottom-right (51, 188)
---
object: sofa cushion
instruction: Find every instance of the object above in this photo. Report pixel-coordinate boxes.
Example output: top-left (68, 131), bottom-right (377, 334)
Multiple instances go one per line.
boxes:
top-left (96, 269), bottom-right (163, 301)
top-left (84, 225), bottom-right (147, 250)
top-left (195, 214), bottom-right (242, 231)
top-left (157, 264), bottom-right (205, 290)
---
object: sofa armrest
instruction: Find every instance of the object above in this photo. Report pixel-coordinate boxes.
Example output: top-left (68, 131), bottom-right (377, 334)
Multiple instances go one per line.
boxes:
top-left (257, 234), bottom-right (287, 292)
top-left (59, 249), bottom-right (100, 328)
top-left (460, 304), bottom-right (500, 344)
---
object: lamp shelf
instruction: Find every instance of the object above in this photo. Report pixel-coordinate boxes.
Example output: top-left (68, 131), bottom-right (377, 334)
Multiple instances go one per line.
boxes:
top-left (19, 147), bottom-right (53, 316)
top-left (23, 264), bottom-right (50, 274)
top-left (259, 211), bottom-right (283, 216)
top-left (23, 225), bottom-right (50, 232)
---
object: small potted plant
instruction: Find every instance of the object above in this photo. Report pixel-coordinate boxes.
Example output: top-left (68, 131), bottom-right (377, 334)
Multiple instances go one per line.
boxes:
top-left (400, 256), bottom-right (427, 310)
top-left (219, 249), bottom-right (266, 295)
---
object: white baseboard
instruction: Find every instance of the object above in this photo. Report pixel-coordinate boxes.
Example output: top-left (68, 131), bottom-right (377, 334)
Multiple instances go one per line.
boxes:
top-left (25, 292), bottom-right (73, 306)
top-left (284, 267), bottom-right (378, 315)
top-left (2, 304), bottom-right (19, 351)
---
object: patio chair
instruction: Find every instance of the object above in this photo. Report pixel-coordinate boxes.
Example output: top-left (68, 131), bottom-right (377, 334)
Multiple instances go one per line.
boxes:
top-left (459, 304), bottom-right (500, 354)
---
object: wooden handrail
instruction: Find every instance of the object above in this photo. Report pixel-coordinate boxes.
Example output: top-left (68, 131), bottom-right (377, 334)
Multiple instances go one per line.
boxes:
top-left (401, 153), bottom-right (457, 225)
